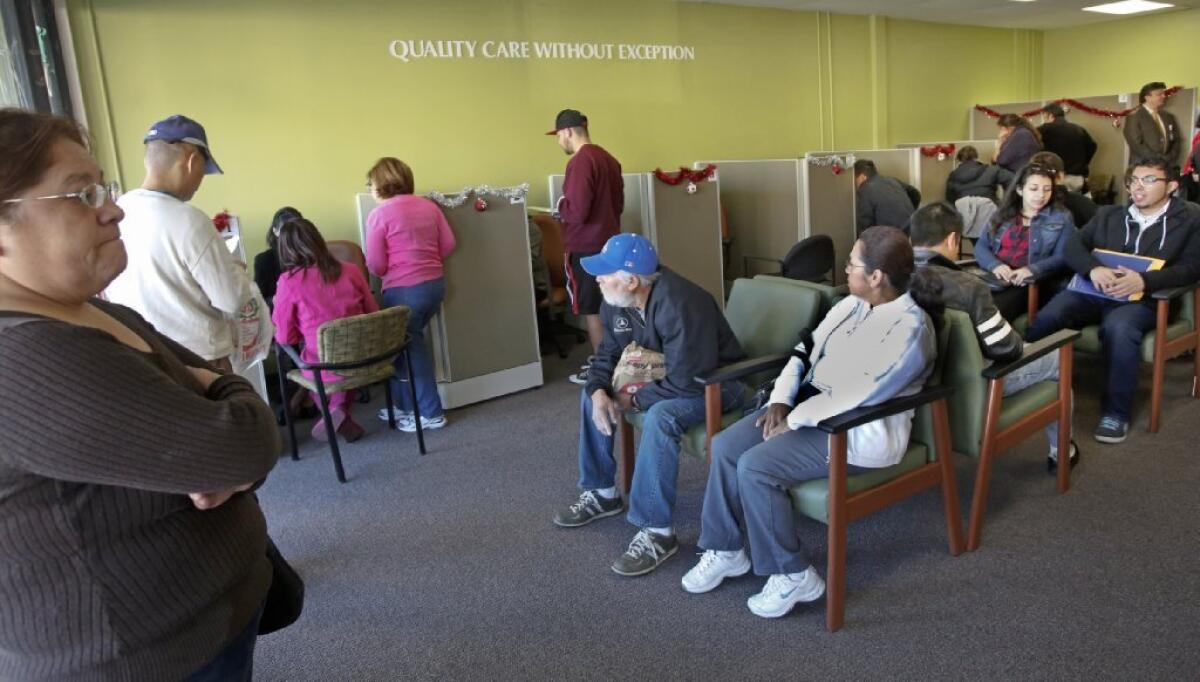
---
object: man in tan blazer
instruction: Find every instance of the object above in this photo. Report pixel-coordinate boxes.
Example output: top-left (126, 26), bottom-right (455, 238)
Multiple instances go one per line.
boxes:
top-left (1124, 81), bottom-right (1181, 163)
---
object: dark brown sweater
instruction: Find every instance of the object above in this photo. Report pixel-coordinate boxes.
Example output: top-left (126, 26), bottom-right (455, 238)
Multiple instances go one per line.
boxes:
top-left (0, 300), bottom-right (281, 681)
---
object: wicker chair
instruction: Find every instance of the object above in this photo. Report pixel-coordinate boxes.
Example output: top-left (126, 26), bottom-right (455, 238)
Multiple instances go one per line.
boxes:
top-left (276, 306), bottom-right (425, 483)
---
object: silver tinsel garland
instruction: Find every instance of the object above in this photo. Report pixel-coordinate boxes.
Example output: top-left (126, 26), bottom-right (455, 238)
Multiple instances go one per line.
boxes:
top-left (425, 183), bottom-right (530, 208)
top-left (807, 153), bottom-right (855, 168)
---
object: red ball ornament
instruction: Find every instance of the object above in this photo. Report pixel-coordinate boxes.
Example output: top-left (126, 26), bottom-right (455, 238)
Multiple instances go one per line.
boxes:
top-left (831, 164), bottom-right (843, 175)
top-left (474, 197), bottom-right (488, 212)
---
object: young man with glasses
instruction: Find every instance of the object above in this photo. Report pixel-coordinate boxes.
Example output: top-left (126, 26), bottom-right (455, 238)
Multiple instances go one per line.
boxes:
top-left (1026, 156), bottom-right (1200, 443)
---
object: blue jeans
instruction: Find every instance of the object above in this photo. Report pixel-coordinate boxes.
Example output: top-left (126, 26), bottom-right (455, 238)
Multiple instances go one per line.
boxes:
top-left (577, 385), bottom-right (744, 529)
top-left (383, 278), bottom-right (446, 419)
top-left (184, 608), bottom-right (262, 682)
top-left (698, 406), bottom-right (868, 576)
top-left (1026, 290), bottom-right (1158, 422)
top-left (1001, 350), bottom-right (1071, 450)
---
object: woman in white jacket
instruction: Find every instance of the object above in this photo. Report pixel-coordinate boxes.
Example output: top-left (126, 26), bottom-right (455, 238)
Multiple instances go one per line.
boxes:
top-left (682, 225), bottom-right (942, 618)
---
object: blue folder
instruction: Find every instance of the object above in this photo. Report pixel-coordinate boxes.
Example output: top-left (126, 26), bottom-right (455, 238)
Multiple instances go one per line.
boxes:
top-left (1066, 248), bottom-right (1164, 302)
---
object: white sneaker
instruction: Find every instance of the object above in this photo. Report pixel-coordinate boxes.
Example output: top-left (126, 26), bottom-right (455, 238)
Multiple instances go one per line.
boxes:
top-left (395, 414), bottom-right (447, 433)
top-left (681, 549), bottom-right (751, 594)
top-left (376, 407), bottom-right (414, 422)
top-left (746, 568), bottom-right (825, 618)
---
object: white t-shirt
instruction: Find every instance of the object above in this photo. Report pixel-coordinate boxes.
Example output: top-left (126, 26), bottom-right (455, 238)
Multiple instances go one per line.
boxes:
top-left (105, 189), bottom-right (253, 360)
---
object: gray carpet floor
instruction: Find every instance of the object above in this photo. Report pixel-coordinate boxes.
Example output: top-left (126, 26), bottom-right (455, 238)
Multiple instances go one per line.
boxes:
top-left (254, 343), bottom-right (1200, 681)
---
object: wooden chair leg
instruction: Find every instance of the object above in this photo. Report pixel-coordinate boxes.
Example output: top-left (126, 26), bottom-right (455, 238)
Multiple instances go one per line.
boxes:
top-left (1149, 300), bottom-right (1168, 433)
top-left (932, 400), bottom-right (965, 555)
top-left (1026, 281), bottom-right (1039, 328)
top-left (703, 383), bottom-right (722, 459)
top-left (275, 346), bottom-right (299, 461)
top-left (968, 379), bottom-right (1005, 552)
top-left (1056, 344), bottom-right (1073, 494)
top-left (1192, 290), bottom-right (1200, 400)
top-left (619, 420), bottom-right (635, 496)
top-left (313, 378), bottom-right (347, 483)
top-left (826, 432), bottom-right (848, 632)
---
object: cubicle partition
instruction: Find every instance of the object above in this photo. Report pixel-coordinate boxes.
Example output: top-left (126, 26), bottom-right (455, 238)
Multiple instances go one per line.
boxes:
top-left (355, 188), bottom-right (543, 409)
top-left (644, 172), bottom-right (725, 308)
top-left (548, 173), bottom-right (650, 235)
top-left (802, 152), bottom-right (855, 285)
top-left (898, 139), bottom-right (996, 205)
top-left (692, 159), bottom-right (803, 280)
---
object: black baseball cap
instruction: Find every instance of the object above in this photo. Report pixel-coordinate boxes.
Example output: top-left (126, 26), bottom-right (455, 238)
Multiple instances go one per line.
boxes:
top-left (546, 109), bottom-right (588, 135)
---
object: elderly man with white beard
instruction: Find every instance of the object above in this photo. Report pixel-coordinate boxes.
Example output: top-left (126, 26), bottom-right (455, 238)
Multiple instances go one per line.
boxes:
top-left (551, 233), bottom-right (746, 577)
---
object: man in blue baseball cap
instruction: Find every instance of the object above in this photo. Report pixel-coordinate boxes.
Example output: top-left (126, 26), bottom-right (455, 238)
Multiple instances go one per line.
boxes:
top-left (106, 115), bottom-right (254, 370)
top-left (553, 233), bottom-right (747, 577)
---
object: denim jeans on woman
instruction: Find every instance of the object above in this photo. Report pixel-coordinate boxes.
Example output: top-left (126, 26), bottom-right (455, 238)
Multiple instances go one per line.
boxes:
top-left (383, 277), bottom-right (445, 419)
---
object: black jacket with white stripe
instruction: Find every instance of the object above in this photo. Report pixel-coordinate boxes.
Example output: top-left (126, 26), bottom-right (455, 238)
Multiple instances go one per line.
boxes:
top-left (914, 249), bottom-right (1023, 363)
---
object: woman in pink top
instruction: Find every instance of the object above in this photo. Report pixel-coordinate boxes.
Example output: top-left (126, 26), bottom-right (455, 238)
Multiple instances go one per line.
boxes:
top-left (273, 218), bottom-right (379, 442)
top-left (365, 157), bottom-right (457, 432)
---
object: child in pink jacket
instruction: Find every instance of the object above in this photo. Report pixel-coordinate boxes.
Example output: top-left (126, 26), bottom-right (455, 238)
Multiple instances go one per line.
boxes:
top-left (272, 218), bottom-right (379, 442)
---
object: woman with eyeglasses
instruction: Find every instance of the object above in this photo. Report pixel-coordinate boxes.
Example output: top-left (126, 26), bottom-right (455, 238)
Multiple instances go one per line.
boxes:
top-left (0, 108), bottom-right (279, 679)
top-left (682, 226), bottom-right (942, 618)
top-left (364, 157), bottom-right (457, 434)
top-left (973, 162), bottom-right (1076, 322)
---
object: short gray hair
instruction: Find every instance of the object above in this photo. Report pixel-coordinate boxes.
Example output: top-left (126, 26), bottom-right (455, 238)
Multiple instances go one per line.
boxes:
top-left (144, 140), bottom-right (185, 171)
top-left (614, 269), bottom-right (661, 288)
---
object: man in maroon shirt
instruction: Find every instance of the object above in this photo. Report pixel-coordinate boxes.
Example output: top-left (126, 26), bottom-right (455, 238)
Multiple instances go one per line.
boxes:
top-left (548, 109), bottom-right (624, 384)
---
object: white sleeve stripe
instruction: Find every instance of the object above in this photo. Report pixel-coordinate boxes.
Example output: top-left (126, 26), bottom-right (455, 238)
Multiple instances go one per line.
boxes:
top-left (976, 312), bottom-right (1004, 334)
top-left (984, 323), bottom-right (1014, 347)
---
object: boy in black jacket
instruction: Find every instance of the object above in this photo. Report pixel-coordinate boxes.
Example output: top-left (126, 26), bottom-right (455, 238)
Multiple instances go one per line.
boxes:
top-left (1026, 156), bottom-right (1200, 443)
top-left (911, 203), bottom-right (1076, 470)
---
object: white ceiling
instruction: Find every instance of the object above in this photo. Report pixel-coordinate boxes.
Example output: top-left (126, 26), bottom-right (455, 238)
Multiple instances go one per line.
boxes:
top-left (679, 0), bottom-right (1196, 29)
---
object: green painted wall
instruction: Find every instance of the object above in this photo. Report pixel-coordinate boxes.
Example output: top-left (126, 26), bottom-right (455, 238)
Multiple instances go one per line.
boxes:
top-left (67, 0), bottom-right (1040, 248)
top-left (1042, 8), bottom-right (1200, 99)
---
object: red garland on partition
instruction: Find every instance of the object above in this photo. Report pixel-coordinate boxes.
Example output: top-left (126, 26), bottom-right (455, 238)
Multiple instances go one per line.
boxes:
top-left (653, 164), bottom-right (717, 185)
top-left (920, 144), bottom-right (956, 158)
top-left (974, 86), bottom-right (1183, 123)
top-left (212, 210), bottom-right (232, 232)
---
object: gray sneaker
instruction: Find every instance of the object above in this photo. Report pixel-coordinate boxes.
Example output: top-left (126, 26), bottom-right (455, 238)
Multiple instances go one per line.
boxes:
top-left (611, 529), bottom-right (678, 576)
top-left (553, 490), bottom-right (622, 528)
top-left (567, 369), bottom-right (589, 385)
top-left (1093, 415), bottom-right (1128, 444)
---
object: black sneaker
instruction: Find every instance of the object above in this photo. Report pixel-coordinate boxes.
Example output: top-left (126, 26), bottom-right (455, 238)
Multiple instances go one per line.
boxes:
top-left (611, 530), bottom-right (678, 576)
top-left (553, 490), bottom-right (622, 528)
top-left (1047, 440), bottom-right (1081, 473)
top-left (1093, 416), bottom-right (1129, 444)
top-left (567, 369), bottom-right (589, 385)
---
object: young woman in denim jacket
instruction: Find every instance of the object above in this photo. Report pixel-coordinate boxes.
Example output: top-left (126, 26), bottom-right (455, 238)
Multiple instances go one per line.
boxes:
top-left (974, 162), bottom-right (1075, 321)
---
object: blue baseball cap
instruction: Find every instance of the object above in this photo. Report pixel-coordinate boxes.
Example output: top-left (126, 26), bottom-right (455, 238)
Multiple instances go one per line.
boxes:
top-left (143, 115), bottom-right (223, 175)
top-left (581, 233), bottom-right (659, 276)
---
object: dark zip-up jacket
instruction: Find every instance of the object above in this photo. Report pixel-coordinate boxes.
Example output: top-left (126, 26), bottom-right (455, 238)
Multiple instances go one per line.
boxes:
top-left (1065, 198), bottom-right (1200, 294)
top-left (946, 160), bottom-right (1013, 204)
top-left (914, 249), bottom-right (1023, 363)
top-left (1038, 119), bottom-right (1097, 176)
top-left (584, 267), bottom-right (745, 408)
top-left (856, 174), bottom-right (917, 234)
